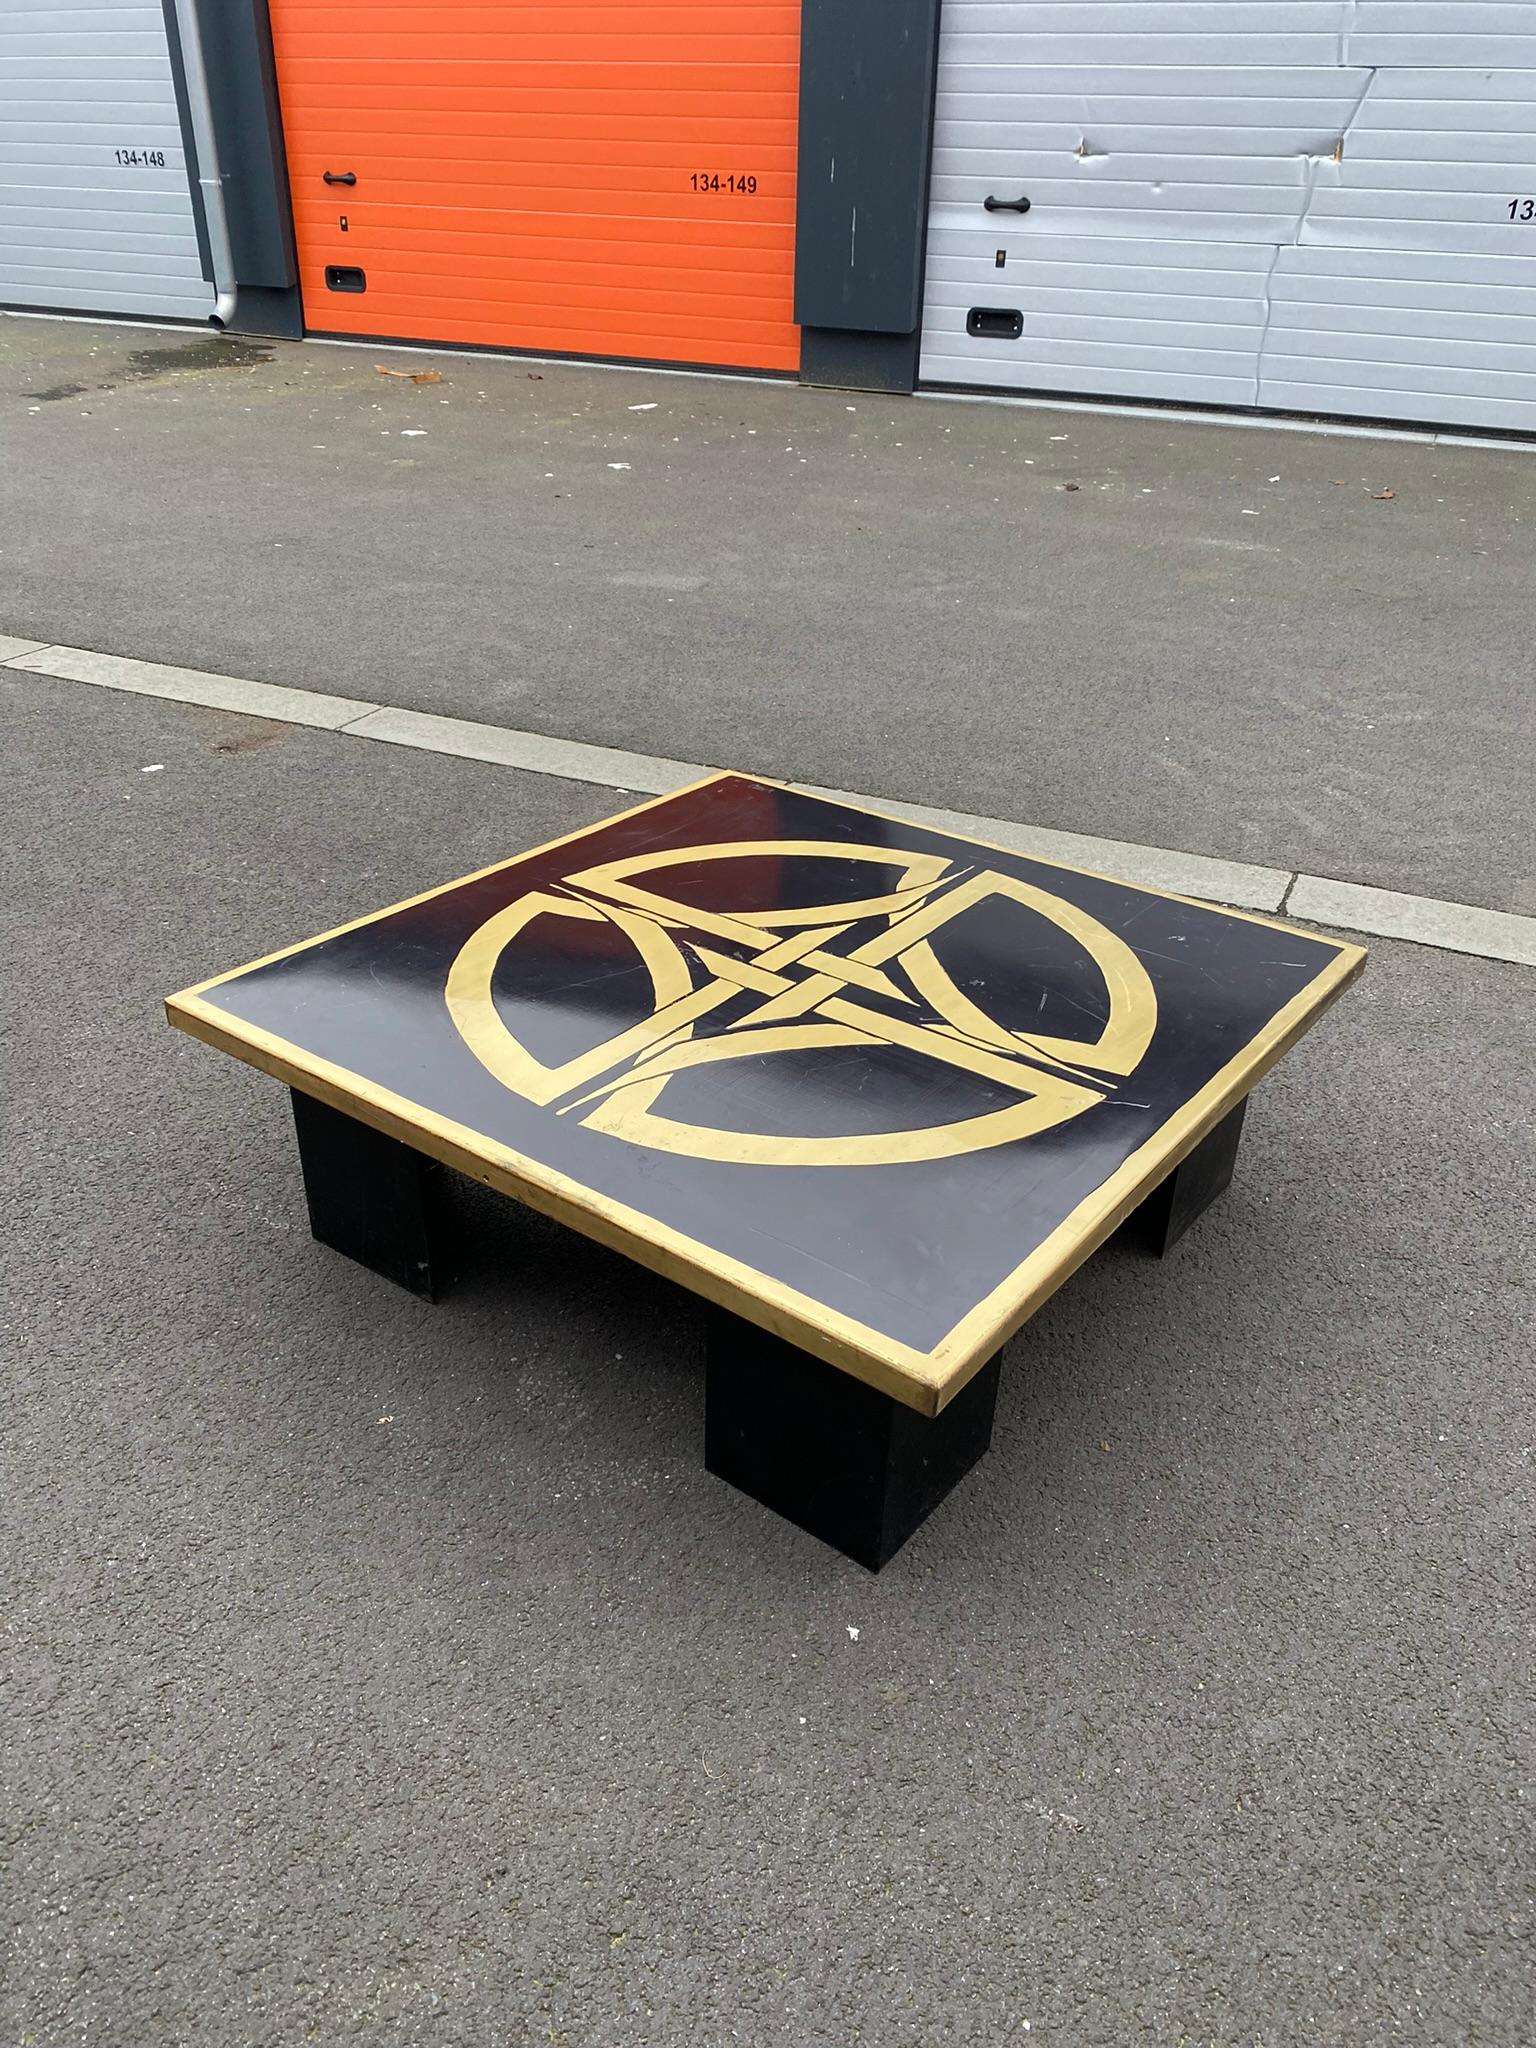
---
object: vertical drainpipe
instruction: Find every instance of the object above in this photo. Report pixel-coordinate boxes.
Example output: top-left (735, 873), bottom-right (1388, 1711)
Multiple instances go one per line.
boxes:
top-left (170, 0), bottom-right (238, 328)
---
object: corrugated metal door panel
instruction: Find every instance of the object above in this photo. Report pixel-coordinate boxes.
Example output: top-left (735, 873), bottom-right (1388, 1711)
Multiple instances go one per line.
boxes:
top-left (1258, 58), bottom-right (1536, 419)
top-left (921, 2), bottom-right (1536, 432)
top-left (266, 1), bottom-right (800, 372)
top-left (0, 0), bottom-right (212, 321)
top-left (1351, 0), bottom-right (1536, 69)
top-left (928, 1), bottom-right (1351, 66)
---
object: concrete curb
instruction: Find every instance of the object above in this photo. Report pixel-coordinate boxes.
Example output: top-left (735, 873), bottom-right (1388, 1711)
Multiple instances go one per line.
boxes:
top-left (1286, 875), bottom-right (1536, 969)
top-left (5, 635), bottom-right (1533, 968)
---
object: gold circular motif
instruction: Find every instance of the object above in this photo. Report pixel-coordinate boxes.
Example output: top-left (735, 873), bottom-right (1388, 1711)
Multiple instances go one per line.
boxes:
top-left (445, 840), bottom-right (1156, 1167)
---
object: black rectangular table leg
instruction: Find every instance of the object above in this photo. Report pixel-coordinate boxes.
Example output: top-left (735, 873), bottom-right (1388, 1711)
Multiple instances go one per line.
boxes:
top-left (705, 1312), bottom-right (1000, 1571)
top-left (290, 1090), bottom-right (439, 1299)
top-left (1123, 1097), bottom-right (1248, 1258)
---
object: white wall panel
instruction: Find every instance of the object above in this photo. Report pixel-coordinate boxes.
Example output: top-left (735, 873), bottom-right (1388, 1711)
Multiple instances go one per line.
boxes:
top-left (922, 1), bottom-right (1536, 431)
top-left (0, 0), bottom-right (213, 321)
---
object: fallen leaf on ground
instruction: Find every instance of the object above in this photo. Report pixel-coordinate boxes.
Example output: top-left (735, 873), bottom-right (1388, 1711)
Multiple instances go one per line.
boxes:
top-left (1372, 487), bottom-right (1396, 501)
top-left (375, 366), bottom-right (443, 384)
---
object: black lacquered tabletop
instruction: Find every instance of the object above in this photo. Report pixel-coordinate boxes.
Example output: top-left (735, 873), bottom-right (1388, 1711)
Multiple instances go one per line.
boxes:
top-left (170, 775), bottom-right (1363, 1403)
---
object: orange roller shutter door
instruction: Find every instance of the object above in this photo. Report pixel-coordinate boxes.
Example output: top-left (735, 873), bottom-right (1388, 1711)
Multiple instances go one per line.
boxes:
top-left (266, 3), bottom-right (802, 373)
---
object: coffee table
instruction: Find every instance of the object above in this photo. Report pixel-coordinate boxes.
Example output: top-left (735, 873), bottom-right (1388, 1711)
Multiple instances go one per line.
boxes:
top-left (167, 773), bottom-right (1364, 1568)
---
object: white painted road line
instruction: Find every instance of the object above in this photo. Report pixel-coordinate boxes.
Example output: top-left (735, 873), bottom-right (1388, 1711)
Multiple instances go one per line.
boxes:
top-left (16, 644), bottom-right (378, 732)
top-left (5, 636), bottom-right (1534, 969)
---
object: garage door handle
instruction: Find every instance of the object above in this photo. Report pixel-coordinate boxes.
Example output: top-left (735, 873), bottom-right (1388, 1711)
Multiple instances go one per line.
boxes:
top-left (323, 170), bottom-right (357, 187)
top-left (983, 194), bottom-right (1031, 214)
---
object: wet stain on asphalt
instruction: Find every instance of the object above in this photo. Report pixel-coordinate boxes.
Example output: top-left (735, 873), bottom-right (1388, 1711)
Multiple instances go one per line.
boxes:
top-left (124, 337), bottom-right (274, 380)
top-left (23, 336), bottom-right (274, 401)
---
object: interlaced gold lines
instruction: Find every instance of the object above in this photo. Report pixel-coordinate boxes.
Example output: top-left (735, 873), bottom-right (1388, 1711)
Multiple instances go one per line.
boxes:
top-left (444, 840), bottom-right (1158, 1166)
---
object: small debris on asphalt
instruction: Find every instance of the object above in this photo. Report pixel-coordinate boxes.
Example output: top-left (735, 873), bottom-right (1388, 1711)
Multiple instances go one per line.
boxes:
top-left (213, 720), bottom-right (288, 755)
top-left (375, 366), bottom-right (443, 384)
top-left (1373, 487), bottom-right (1396, 501)
top-left (1023, 1798), bottom-right (1088, 1833)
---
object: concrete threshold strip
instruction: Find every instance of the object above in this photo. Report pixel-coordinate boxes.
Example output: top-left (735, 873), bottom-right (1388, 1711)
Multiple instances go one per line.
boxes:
top-left (4, 633), bottom-right (1533, 971)
top-left (9, 308), bottom-right (1536, 456)
top-left (924, 387), bottom-right (1536, 455)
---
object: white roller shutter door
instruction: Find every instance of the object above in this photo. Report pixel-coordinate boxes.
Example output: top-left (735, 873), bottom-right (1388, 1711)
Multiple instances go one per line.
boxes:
top-left (0, 0), bottom-right (213, 322)
top-left (920, 2), bottom-right (1536, 433)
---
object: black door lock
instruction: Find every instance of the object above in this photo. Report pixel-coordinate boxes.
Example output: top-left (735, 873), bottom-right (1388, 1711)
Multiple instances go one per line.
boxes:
top-left (983, 194), bottom-right (1031, 213)
top-left (323, 170), bottom-right (357, 186)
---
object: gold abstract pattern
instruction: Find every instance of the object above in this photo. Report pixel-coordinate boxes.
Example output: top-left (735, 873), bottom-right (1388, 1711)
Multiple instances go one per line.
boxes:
top-left (445, 840), bottom-right (1158, 1166)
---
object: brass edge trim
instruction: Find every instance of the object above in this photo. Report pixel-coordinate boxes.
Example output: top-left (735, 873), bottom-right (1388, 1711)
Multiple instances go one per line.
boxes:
top-left (922, 940), bottom-right (1367, 1410)
top-left (164, 990), bottom-right (947, 1416)
top-left (169, 772), bottom-right (732, 1002)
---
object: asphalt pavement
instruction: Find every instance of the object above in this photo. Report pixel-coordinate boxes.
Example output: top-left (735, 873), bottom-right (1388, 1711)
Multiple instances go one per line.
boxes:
top-left (3, 668), bottom-right (1531, 2047)
top-left (2, 314), bottom-right (1533, 914)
